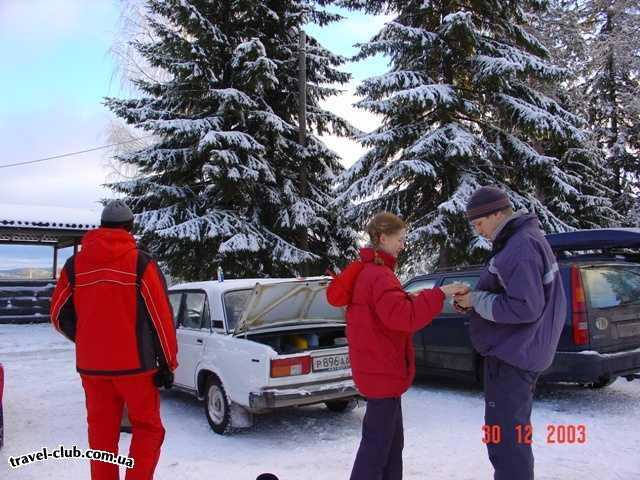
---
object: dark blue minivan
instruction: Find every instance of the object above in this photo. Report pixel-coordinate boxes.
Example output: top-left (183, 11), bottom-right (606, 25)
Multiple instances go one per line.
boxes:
top-left (405, 228), bottom-right (640, 387)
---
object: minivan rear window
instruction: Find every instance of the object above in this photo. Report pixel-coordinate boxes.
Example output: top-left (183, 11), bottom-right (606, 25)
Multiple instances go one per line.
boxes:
top-left (582, 265), bottom-right (640, 309)
top-left (405, 279), bottom-right (438, 293)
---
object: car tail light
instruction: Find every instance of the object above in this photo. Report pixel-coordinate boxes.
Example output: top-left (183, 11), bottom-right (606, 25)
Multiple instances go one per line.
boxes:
top-left (571, 266), bottom-right (589, 345)
top-left (270, 356), bottom-right (311, 378)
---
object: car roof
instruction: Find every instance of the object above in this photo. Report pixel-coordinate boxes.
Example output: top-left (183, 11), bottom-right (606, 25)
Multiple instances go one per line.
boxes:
top-left (545, 228), bottom-right (640, 252)
top-left (408, 256), bottom-right (640, 283)
top-left (418, 228), bottom-right (640, 276)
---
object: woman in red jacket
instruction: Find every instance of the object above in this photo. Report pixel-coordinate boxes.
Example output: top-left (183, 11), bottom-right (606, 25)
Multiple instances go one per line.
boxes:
top-left (327, 212), bottom-right (468, 480)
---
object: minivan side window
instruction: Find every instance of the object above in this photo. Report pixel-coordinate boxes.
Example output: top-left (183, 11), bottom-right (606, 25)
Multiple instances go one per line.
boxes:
top-left (405, 278), bottom-right (438, 293)
top-left (441, 276), bottom-right (480, 314)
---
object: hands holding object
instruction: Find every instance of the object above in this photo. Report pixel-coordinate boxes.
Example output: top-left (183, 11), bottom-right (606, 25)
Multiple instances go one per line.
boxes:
top-left (440, 283), bottom-right (470, 298)
top-left (409, 282), bottom-right (470, 302)
top-left (453, 289), bottom-right (473, 313)
top-left (408, 282), bottom-right (472, 314)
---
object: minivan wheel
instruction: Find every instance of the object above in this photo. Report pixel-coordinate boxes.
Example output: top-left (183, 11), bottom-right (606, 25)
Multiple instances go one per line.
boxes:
top-left (205, 376), bottom-right (231, 434)
top-left (325, 399), bottom-right (357, 413)
top-left (587, 376), bottom-right (617, 389)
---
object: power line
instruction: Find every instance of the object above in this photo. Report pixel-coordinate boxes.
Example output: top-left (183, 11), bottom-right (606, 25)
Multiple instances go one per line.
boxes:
top-left (0, 136), bottom-right (155, 170)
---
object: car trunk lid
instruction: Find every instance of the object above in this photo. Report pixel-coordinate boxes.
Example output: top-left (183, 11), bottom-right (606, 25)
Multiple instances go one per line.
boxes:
top-left (580, 263), bottom-right (640, 352)
top-left (234, 279), bottom-right (345, 335)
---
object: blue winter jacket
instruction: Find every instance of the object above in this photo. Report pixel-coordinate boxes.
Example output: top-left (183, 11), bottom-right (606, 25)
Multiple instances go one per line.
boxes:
top-left (469, 212), bottom-right (567, 372)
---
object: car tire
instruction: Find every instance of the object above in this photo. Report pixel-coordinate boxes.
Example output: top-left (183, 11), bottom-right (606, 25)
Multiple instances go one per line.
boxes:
top-left (586, 376), bottom-right (617, 389)
top-left (205, 376), bottom-right (231, 434)
top-left (325, 399), bottom-right (357, 413)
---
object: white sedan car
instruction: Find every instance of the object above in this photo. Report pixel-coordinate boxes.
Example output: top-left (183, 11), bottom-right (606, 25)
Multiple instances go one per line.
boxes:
top-left (168, 277), bottom-right (360, 434)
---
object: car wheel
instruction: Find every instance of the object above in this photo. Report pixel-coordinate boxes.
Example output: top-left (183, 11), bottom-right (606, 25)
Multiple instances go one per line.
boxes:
top-left (325, 399), bottom-right (357, 413)
top-left (205, 376), bottom-right (231, 434)
top-left (587, 376), bottom-right (617, 389)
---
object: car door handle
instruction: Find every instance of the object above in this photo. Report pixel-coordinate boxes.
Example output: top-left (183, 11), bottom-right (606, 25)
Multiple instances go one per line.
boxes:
top-left (196, 338), bottom-right (204, 344)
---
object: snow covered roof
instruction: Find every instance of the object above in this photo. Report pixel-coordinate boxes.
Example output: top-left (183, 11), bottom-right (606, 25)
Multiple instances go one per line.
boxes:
top-left (0, 203), bottom-right (100, 246)
top-left (0, 204), bottom-right (99, 231)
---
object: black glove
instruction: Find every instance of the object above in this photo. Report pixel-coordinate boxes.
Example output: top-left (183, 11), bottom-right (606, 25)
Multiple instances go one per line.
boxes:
top-left (153, 367), bottom-right (174, 389)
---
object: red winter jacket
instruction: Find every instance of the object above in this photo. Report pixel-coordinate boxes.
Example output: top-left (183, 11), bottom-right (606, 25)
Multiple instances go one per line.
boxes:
top-left (328, 248), bottom-right (445, 398)
top-left (50, 228), bottom-right (178, 376)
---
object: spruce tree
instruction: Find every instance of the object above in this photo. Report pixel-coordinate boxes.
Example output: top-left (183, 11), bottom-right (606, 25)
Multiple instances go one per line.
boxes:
top-left (537, 0), bottom-right (640, 222)
top-left (336, 0), bottom-right (615, 275)
top-left (577, 1), bottom-right (639, 219)
top-left (105, 0), bottom-right (358, 281)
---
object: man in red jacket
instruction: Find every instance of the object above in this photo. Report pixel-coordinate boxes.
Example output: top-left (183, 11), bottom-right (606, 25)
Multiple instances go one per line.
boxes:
top-left (51, 200), bottom-right (178, 480)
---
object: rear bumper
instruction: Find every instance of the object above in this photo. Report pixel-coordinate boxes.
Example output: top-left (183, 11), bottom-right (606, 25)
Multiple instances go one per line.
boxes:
top-left (542, 347), bottom-right (640, 383)
top-left (249, 379), bottom-right (360, 410)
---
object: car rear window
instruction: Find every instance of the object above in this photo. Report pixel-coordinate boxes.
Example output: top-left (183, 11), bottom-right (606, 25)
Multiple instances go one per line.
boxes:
top-left (223, 289), bottom-right (252, 330)
top-left (582, 265), bottom-right (640, 309)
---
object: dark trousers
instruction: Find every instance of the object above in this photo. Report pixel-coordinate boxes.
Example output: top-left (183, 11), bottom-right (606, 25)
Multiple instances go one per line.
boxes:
top-left (484, 356), bottom-right (540, 480)
top-left (350, 397), bottom-right (404, 480)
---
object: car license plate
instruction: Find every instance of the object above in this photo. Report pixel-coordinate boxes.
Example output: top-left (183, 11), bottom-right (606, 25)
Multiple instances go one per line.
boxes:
top-left (313, 354), bottom-right (350, 372)
top-left (618, 322), bottom-right (640, 338)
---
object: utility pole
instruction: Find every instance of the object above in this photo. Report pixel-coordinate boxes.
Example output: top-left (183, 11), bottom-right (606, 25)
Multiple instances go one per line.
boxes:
top-left (298, 29), bottom-right (310, 277)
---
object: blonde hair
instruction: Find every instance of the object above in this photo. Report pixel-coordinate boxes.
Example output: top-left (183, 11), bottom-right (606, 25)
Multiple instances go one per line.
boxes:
top-left (366, 212), bottom-right (406, 264)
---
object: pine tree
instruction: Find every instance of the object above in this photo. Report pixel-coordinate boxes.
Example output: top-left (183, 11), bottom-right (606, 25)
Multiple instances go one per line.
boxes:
top-left (537, 0), bottom-right (640, 221)
top-left (335, 0), bottom-right (616, 275)
top-left (580, 1), bottom-right (640, 220)
top-left (105, 0), bottom-right (359, 281)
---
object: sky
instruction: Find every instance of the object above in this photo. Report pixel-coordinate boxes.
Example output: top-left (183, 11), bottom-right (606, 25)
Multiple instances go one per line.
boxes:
top-left (0, 0), bottom-right (391, 271)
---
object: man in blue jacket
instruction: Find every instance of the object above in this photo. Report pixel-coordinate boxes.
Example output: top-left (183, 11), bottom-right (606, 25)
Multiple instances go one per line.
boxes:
top-left (455, 186), bottom-right (566, 480)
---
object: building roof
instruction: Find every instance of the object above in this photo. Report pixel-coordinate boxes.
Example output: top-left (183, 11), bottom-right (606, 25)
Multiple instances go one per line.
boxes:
top-left (0, 203), bottom-right (100, 246)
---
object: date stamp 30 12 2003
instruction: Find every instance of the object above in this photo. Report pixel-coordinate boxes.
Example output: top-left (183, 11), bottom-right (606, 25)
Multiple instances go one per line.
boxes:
top-left (482, 424), bottom-right (587, 445)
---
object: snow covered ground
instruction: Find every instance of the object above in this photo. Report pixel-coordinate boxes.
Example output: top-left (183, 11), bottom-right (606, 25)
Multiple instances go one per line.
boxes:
top-left (1, 323), bottom-right (639, 480)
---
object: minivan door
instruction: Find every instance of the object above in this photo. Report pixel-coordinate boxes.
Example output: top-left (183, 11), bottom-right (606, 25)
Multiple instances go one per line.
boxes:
top-left (421, 275), bottom-right (479, 374)
top-left (405, 278), bottom-right (438, 367)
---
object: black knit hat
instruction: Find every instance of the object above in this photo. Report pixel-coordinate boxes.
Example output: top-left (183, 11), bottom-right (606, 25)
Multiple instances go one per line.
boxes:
top-left (101, 200), bottom-right (134, 228)
top-left (466, 186), bottom-right (512, 221)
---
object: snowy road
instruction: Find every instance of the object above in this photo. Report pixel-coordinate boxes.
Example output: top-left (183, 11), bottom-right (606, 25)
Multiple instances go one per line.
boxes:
top-left (1, 324), bottom-right (639, 480)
